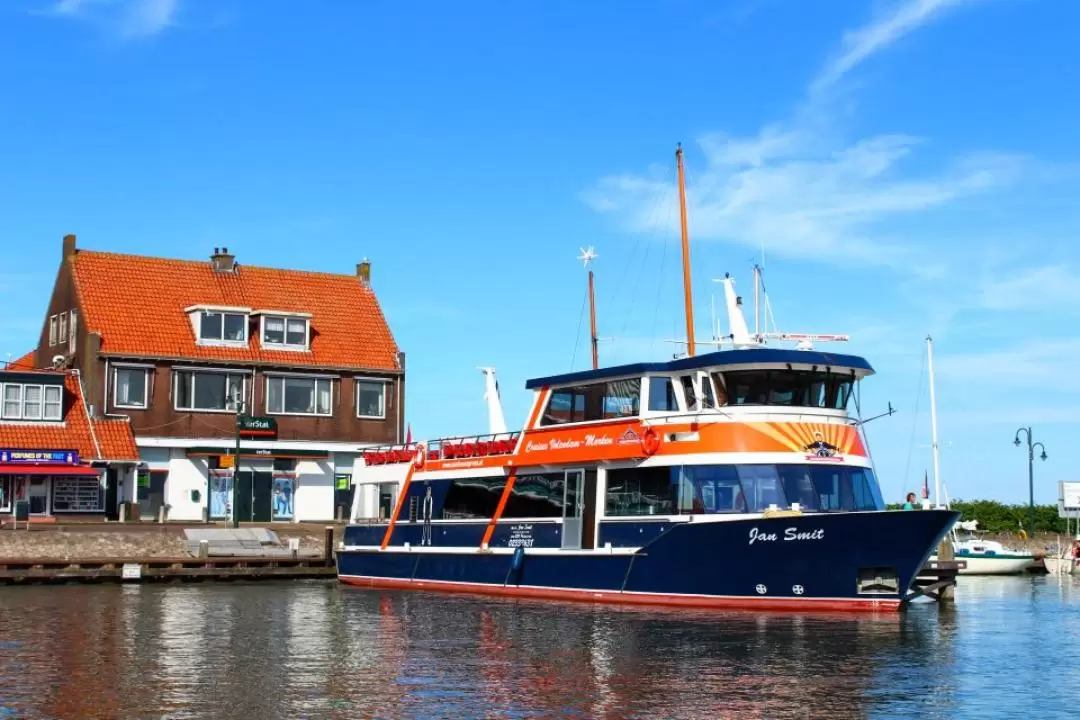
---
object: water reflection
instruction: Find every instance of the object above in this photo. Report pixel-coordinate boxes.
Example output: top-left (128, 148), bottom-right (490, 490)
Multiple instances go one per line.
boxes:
top-left (0, 578), bottom-right (1074, 718)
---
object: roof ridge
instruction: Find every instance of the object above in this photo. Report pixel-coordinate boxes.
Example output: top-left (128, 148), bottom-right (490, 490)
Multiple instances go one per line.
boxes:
top-left (75, 248), bottom-right (364, 280)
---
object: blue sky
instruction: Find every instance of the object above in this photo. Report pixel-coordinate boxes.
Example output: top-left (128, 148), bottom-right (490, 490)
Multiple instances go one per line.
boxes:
top-left (2, 0), bottom-right (1078, 507)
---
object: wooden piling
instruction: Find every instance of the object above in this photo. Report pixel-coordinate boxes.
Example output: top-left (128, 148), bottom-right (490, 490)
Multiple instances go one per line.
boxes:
top-left (323, 526), bottom-right (336, 567)
top-left (936, 535), bottom-right (956, 602)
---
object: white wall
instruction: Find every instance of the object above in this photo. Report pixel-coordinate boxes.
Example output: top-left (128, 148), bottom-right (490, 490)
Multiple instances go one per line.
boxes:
top-left (295, 459), bottom-right (333, 522)
top-left (165, 451), bottom-right (209, 521)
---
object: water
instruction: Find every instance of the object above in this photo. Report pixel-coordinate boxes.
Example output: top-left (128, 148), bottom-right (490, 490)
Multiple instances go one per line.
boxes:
top-left (0, 577), bottom-right (1076, 719)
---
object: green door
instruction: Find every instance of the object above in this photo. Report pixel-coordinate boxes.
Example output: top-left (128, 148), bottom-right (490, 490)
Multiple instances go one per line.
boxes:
top-left (252, 472), bottom-right (273, 522)
top-left (235, 471), bottom-right (253, 523)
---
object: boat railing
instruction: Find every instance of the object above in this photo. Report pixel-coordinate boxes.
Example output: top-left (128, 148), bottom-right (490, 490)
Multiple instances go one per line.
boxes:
top-left (361, 431), bottom-right (523, 466)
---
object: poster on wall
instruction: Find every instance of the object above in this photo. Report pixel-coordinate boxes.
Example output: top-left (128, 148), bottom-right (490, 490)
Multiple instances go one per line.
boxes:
top-left (273, 472), bottom-right (295, 520)
top-left (209, 470), bottom-right (233, 520)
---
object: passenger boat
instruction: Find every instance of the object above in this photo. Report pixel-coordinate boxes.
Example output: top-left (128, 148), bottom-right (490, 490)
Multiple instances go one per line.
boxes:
top-left (336, 145), bottom-right (959, 612)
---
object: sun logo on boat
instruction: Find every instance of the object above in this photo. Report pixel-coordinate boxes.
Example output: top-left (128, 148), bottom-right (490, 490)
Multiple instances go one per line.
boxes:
top-left (792, 585), bottom-right (805, 595)
top-left (619, 428), bottom-right (641, 444)
top-left (804, 432), bottom-right (838, 458)
top-left (755, 584), bottom-right (767, 595)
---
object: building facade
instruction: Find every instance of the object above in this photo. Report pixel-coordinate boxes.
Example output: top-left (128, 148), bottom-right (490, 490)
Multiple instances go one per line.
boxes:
top-left (0, 356), bottom-right (140, 519)
top-left (15, 235), bottom-right (404, 522)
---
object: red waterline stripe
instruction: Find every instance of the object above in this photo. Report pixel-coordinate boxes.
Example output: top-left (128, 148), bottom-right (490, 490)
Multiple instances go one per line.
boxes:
top-left (338, 575), bottom-right (902, 613)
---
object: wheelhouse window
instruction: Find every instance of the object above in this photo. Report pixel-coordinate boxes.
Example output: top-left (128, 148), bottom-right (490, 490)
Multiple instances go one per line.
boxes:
top-left (356, 380), bottom-right (386, 419)
top-left (198, 311), bottom-right (247, 343)
top-left (262, 316), bottom-right (309, 350)
top-left (647, 376), bottom-right (679, 412)
top-left (0, 383), bottom-right (63, 421)
top-left (541, 378), bottom-right (641, 425)
top-left (113, 367), bottom-right (149, 409)
top-left (605, 463), bottom-right (882, 516)
top-left (174, 370), bottom-right (245, 412)
top-left (266, 376), bottom-right (332, 416)
top-left (722, 370), bottom-right (855, 409)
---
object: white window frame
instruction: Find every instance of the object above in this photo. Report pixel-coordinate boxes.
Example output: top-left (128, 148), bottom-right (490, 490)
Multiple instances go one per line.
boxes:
top-left (0, 383), bottom-right (63, 421)
top-left (43, 385), bottom-right (62, 420)
top-left (355, 377), bottom-right (388, 419)
top-left (196, 310), bottom-right (248, 345)
top-left (68, 309), bottom-right (78, 354)
top-left (58, 312), bottom-right (68, 344)
top-left (260, 315), bottom-right (311, 351)
top-left (113, 366), bottom-right (150, 410)
top-left (173, 369), bottom-right (249, 414)
top-left (48, 315), bottom-right (58, 346)
top-left (265, 374), bottom-right (334, 417)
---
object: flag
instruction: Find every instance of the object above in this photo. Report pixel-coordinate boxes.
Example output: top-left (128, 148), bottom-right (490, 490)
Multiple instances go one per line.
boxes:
top-left (921, 471), bottom-right (929, 500)
top-left (405, 424), bottom-right (412, 445)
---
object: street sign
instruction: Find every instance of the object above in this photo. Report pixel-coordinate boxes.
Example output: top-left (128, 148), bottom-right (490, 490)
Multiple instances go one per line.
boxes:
top-left (238, 416), bottom-right (277, 439)
top-left (1059, 481), bottom-right (1080, 519)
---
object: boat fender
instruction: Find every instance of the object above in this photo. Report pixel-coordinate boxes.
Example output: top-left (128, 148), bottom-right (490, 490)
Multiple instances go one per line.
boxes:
top-left (413, 443), bottom-right (427, 470)
top-left (641, 427), bottom-right (661, 456)
top-left (511, 546), bottom-right (525, 572)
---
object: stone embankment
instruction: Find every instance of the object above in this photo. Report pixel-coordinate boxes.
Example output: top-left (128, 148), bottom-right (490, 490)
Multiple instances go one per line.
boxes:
top-left (0, 523), bottom-right (344, 561)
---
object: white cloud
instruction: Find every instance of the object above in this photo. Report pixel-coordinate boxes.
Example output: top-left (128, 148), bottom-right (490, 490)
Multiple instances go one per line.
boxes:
top-left (976, 264), bottom-right (1080, 311)
top-left (811, 0), bottom-right (987, 94)
top-left (48, 0), bottom-right (178, 38)
top-left (933, 339), bottom-right (1080, 392)
top-left (582, 133), bottom-right (1020, 272)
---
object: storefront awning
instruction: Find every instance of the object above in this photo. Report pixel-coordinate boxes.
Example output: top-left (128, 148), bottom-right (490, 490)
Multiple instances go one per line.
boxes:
top-left (0, 464), bottom-right (101, 477)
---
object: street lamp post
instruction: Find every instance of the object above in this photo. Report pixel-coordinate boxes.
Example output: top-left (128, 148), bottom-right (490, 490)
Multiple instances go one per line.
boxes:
top-left (232, 392), bottom-right (246, 530)
top-left (1014, 427), bottom-right (1047, 539)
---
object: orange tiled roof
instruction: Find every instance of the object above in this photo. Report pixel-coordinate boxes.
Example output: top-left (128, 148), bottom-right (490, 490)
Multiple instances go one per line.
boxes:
top-left (6, 351), bottom-right (37, 370)
top-left (0, 370), bottom-right (139, 462)
top-left (71, 249), bottom-right (400, 371)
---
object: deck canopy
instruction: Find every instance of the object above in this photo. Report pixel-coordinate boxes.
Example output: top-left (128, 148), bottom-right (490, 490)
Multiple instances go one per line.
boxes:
top-left (524, 348), bottom-right (874, 390)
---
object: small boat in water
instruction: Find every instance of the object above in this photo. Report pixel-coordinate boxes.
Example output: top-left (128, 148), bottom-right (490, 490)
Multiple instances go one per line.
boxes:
top-left (336, 145), bottom-right (958, 612)
top-left (951, 532), bottom-right (1037, 575)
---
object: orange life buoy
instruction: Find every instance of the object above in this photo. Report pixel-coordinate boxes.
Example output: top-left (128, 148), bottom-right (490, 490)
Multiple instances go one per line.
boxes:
top-left (413, 443), bottom-right (426, 469)
top-left (641, 427), bottom-right (661, 456)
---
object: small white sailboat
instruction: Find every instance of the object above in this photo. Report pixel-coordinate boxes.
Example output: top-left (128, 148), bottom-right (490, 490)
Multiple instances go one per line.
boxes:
top-left (923, 336), bottom-right (1035, 575)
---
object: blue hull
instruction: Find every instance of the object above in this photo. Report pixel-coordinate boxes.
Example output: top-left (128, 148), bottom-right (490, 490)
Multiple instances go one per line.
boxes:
top-left (337, 509), bottom-right (958, 612)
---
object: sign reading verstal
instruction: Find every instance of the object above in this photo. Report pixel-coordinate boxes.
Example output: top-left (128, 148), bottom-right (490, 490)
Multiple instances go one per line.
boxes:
top-left (0, 449), bottom-right (80, 464)
top-left (238, 416), bottom-right (278, 439)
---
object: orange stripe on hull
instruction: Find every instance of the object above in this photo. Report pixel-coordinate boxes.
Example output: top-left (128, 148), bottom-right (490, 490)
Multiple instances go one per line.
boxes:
top-left (339, 575), bottom-right (902, 614)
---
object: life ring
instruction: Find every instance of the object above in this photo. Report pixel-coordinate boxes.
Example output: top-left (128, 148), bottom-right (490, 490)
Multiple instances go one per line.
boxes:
top-left (413, 443), bottom-right (426, 469)
top-left (641, 427), bottom-right (661, 456)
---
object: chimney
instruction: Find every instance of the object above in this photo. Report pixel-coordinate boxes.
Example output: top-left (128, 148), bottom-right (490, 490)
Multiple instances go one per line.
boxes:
top-left (62, 234), bottom-right (77, 259)
top-left (356, 258), bottom-right (371, 286)
top-left (210, 246), bottom-right (236, 273)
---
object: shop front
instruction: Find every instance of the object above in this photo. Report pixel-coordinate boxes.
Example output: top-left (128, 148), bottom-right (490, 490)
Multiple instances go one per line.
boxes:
top-left (0, 448), bottom-right (107, 516)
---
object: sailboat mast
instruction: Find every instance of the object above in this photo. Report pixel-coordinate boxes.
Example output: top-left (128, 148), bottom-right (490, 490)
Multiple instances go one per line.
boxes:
top-left (676, 143), bottom-right (696, 356)
top-left (588, 268), bottom-right (599, 370)
top-left (927, 335), bottom-right (942, 509)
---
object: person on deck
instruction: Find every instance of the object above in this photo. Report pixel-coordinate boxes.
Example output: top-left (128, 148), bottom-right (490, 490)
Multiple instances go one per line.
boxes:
top-left (902, 492), bottom-right (918, 510)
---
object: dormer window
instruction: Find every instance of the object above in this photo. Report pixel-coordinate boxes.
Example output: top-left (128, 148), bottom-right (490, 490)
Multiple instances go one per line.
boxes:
top-left (258, 312), bottom-right (311, 351)
top-left (199, 312), bottom-right (247, 343)
top-left (185, 305), bottom-right (251, 346)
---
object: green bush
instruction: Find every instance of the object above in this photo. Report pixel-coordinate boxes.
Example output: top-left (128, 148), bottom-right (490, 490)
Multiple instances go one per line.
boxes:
top-left (885, 499), bottom-right (1067, 534)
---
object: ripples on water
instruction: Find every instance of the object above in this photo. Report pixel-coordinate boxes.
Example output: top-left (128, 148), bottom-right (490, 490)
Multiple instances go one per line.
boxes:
top-left (0, 577), bottom-right (1075, 719)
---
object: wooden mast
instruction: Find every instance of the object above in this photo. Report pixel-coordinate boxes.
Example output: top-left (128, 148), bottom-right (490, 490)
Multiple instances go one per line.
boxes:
top-left (676, 143), bottom-right (696, 356)
top-left (578, 246), bottom-right (600, 369)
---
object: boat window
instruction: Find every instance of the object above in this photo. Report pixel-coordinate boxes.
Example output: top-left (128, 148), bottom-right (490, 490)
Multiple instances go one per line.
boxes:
top-left (541, 379), bottom-right (641, 425)
top-left (439, 476), bottom-right (507, 519)
top-left (501, 472), bottom-right (565, 518)
top-left (721, 370), bottom-right (855, 410)
top-left (699, 373), bottom-right (717, 409)
top-left (711, 372), bottom-right (728, 405)
top-left (679, 375), bottom-right (698, 411)
top-left (604, 463), bottom-right (883, 516)
top-left (604, 466), bottom-right (674, 516)
top-left (647, 376), bottom-right (679, 412)
top-left (735, 465), bottom-right (787, 510)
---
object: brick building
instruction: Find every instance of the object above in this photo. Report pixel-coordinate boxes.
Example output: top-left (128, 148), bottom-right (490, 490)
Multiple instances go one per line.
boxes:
top-left (12, 234), bottom-right (404, 522)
